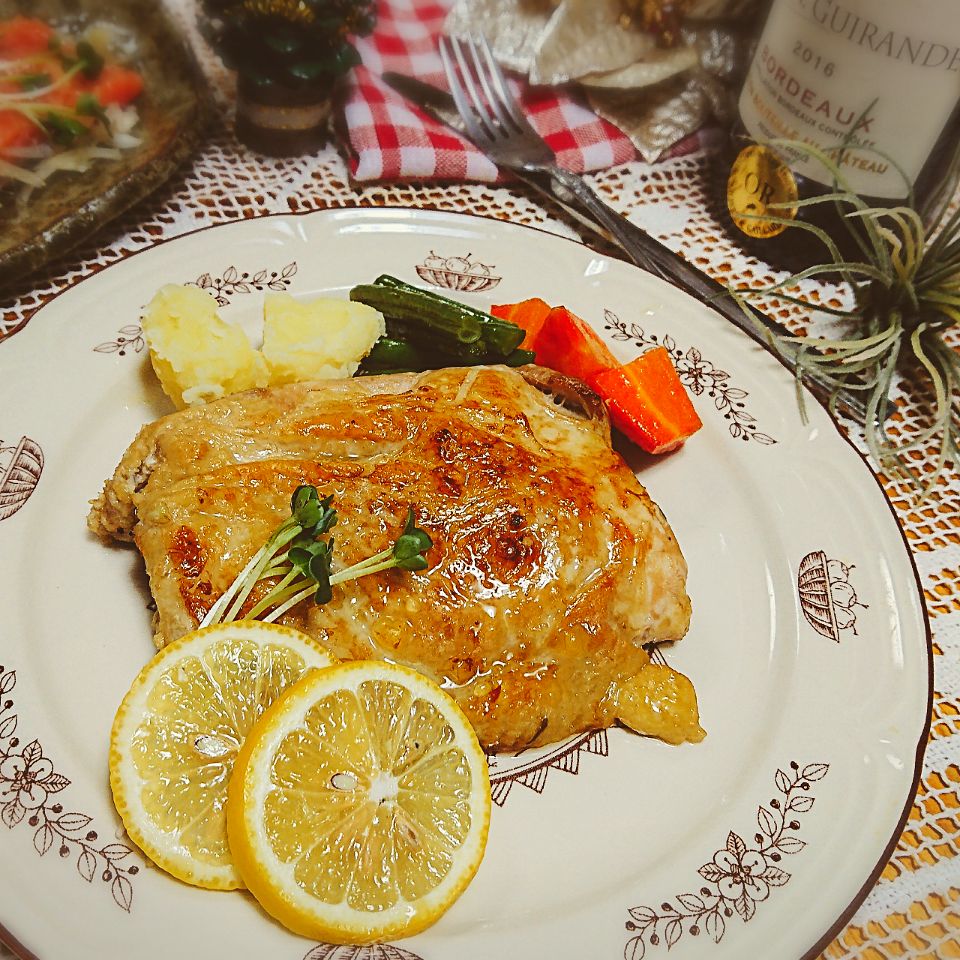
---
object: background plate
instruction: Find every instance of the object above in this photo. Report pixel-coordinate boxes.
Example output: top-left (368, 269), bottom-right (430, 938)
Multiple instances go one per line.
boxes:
top-left (0, 0), bottom-right (207, 282)
top-left (0, 209), bottom-right (930, 960)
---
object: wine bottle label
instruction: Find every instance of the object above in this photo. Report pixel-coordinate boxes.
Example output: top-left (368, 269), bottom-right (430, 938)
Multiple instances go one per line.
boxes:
top-left (727, 144), bottom-right (800, 237)
top-left (738, 0), bottom-right (960, 199)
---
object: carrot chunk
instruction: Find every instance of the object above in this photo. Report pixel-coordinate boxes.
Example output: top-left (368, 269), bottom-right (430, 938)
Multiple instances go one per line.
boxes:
top-left (592, 347), bottom-right (702, 454)
top-left (0, 110), bottom-right (42, 158)
top-left (90, 64), bottom-right (143, 106)
top-left (530, 305), bottom-right (617, 389)
top-left (490, 298), bottom-right (552, 348)
top-left (0, 17), bottom-right (54, 57)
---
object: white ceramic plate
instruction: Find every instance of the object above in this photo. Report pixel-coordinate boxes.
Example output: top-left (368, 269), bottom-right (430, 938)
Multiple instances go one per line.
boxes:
top-left (0, 209), bottom-right (930, 960)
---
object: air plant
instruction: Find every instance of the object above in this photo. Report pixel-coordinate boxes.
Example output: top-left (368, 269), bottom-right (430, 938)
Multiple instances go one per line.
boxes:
top-left (729, 139), bottom-right (960, 499)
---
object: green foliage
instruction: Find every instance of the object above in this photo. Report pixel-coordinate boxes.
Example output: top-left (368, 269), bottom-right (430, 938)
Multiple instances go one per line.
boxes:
top-left (200, 486), bottom-right (433, 627)
top-left (730, 140), bottom-right (960, 500)
top-left (200, 0), bottom-right (376, 93)
top-left (17, 73), bottom-right (52, 91)
top-left (76, 93), bottom-right (110, 132)
top-left (42, 111), bottom-right (87, 145)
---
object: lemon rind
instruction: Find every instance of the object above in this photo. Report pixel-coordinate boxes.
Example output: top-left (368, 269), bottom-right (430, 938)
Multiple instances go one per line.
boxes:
top-left (227, 659), bottom-right (491, 943)
top-left (110, 622), bottom-right (336, 890)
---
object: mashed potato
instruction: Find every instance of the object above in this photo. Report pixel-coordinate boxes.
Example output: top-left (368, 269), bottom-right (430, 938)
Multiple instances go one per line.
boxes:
top-left (261, 293), bottom-right (385, 385)
top-left (142, 285), bottom-right (269, 409)
top-left (140, 285), bottom-right (386, 409)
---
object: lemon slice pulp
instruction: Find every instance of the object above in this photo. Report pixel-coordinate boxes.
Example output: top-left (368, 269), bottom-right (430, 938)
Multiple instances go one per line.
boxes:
top-left (109, 622), bottom-right (336, 889)
top-left (227, 660), bottom-right (491, 944)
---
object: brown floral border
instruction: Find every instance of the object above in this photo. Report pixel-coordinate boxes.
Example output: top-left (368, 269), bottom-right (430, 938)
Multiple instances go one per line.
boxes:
top-left (189, 261), bottom-right (298, 307)
top-left (93, 325), bottom-right (145, 357)
top-left (94, 261), bottom-right (299, 355)
top-left (624, 761), bottom-right (829, 957)
top-left (0, 664), bottom-right (139, 912)
top-left (604, 309), bottom-right (777, 445)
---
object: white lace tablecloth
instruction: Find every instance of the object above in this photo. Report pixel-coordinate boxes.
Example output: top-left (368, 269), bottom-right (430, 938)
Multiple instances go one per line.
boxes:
top-left (1, 2), bottom-right (957, 958)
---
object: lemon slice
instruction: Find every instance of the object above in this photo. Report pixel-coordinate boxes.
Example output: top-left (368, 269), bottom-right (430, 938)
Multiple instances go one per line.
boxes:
top-left (227, 660), bottom-right (491, 944)
top-left (109, 622), bottom-right (336, 890)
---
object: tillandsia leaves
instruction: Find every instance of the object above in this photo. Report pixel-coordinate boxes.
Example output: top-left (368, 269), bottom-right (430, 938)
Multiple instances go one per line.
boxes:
top-left (728, 138), bottom-right (960, 500)
top-left (200, 486), bottom-right (432, 627)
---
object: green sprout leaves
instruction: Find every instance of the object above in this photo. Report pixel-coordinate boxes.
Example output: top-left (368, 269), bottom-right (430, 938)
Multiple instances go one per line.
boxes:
top-left (291, 484), bottom-right (337, 536)
top-left (393, 509), bottom-right (433, 571)
top-left (75, 40), bottom-right (105, 80)
top-left (287, 539), bottom-right (334, 605)
top-left (76, 92), bottom-right (110, 133)
top-left (42, 111), bottom-right (87, 145)
top-left (200, 486), bottom-right (432, 627)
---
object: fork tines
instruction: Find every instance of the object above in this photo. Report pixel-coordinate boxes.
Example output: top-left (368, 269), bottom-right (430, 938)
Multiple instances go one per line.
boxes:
top-left (439, 34), bottom-right (552, 164)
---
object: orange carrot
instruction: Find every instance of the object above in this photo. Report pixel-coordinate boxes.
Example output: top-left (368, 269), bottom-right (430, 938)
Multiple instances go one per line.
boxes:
top-left (0, 110), bottom-right (42, 159)
top-left (0, 17), bottom-right (53, 57)
top-left (530, 305), bottom-right (618, 389)
top-left (592, 347), bottom-right (702, 454)
top-left (89, 64), bottom-right (143, 106)
top-left (490, 297), bottom-right (552, 349)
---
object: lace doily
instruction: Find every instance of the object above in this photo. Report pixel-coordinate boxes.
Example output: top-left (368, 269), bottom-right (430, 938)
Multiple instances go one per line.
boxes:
top-left (0, 3), bottom-right (956, 959)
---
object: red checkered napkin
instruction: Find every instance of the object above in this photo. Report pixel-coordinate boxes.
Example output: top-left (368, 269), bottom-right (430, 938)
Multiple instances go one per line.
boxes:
top-left (340, 0), bottom-right (639, 182)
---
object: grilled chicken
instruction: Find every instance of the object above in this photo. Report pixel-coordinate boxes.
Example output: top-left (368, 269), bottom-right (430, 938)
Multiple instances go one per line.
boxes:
top-left (89, 366), bottom-right (704, 751)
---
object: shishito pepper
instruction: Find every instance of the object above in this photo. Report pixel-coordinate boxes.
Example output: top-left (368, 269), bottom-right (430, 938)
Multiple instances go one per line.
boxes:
top-left (529, 305), bottom-right (618, 389)
top-left (592, 347), bottom-right (702, 454)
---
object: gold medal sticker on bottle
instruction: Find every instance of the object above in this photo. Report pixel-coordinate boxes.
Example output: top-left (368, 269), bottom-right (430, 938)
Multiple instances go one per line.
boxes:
top-left (727, 145), bottom-right (799, 239)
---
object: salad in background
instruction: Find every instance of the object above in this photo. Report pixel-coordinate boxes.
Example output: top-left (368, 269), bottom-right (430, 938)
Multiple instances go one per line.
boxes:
top-left (0, 15), bottom-right (143, 193)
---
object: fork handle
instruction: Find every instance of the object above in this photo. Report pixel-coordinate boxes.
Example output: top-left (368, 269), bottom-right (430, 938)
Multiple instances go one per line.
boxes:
top-left (531, 164), bottom-right (867, 423)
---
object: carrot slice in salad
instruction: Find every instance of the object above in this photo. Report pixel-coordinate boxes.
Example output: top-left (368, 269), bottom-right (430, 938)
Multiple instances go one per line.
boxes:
top-left (47, 64), bottom-right (145, 110)
top-left (0, 110), bottom-right (42, 159)
top-left (0, 17), bottom-right (53, 58)
top-left (89, 64), bottom-right (143, 107)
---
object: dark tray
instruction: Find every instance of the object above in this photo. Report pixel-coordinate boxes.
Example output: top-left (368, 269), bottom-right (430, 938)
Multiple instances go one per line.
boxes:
top-left (0, 0), bottom-right (209, 281)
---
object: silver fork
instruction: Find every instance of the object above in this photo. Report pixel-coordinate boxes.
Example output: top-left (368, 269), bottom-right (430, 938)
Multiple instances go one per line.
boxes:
top-left (439, 34), bottom-right (867, 423)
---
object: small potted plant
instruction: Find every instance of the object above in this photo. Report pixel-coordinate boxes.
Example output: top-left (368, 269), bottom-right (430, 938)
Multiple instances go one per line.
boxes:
top-left (201, 0), bottom-right (375, 156)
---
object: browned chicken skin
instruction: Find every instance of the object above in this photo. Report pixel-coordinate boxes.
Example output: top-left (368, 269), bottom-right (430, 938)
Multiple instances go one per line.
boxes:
top-left (89, 366), bottom-right (704, 751)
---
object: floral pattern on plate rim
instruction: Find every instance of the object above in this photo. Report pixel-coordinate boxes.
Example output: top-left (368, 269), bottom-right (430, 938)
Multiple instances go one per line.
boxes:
top-left (624, 761), bottom-right (829, 957)
top-left (0, 664), bottom-right (139, 912)
top-left (604, 309), bottom-right (777, 445)
top-left (189, 261), bottom-right (298, 307)
top-left (93, 261), bottom-right (299, 354)
top-left (94, 325), bottom-right (145, 357)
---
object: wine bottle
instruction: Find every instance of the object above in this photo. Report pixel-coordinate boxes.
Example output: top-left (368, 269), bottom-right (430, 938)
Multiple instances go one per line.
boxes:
top-left (721, 0), bottom-right (960, 270)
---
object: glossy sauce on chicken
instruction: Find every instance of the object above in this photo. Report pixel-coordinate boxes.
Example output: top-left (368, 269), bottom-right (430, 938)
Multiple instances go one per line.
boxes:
top-left (90, 366), bottom-right (704, 751)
